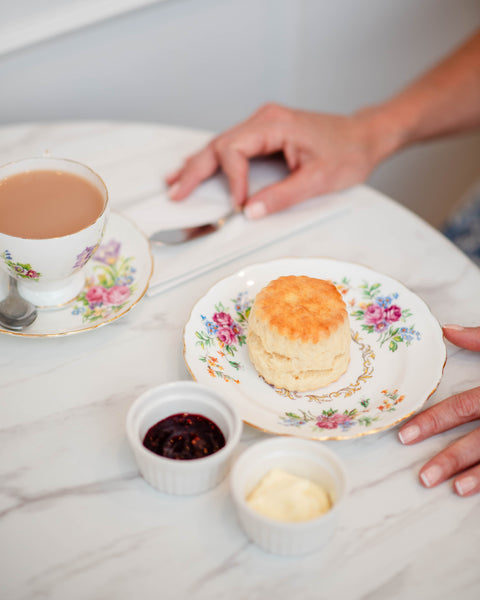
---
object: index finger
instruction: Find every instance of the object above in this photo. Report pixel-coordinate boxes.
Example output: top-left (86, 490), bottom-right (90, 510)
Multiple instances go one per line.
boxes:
top-left (168, 145), bottom-right (219, 201)
top-left (398, 386), bottom-right (480, 444)
top-left (202, 123), bottom-right (288, 207)
top-left (169, 108), bottom-right (290, 203)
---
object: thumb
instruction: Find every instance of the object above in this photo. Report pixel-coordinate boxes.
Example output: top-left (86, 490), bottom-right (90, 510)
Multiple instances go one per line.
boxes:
top-left (243, 166), bottom-right (326, 219)
top-left (442, 325), bottom-right (480, 352)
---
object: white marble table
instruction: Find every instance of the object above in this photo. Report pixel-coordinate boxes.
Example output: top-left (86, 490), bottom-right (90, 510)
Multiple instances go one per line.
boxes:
top-left (1, 122), bottom-right (479, 600)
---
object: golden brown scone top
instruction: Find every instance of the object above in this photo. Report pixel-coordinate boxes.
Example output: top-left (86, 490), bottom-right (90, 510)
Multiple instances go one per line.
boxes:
top-left (253, 275), bottom-right (347, 343)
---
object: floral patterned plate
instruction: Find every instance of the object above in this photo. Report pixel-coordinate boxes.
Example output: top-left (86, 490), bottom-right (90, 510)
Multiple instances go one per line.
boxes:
top-left (183, 258), bottom-right (446, 440)
top-left (0, 212), bottom-right (153, 337)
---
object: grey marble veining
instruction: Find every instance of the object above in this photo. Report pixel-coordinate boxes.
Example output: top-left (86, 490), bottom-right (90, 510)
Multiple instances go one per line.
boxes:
top-left (0, 122), bottom-right (479, 600)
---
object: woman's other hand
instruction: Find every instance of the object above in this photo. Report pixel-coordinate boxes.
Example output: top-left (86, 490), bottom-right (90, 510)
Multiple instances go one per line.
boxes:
top-left (398, 325), bottom-right (480, 496)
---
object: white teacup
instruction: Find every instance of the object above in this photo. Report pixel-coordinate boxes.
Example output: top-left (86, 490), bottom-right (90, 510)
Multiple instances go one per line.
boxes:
top-left (0, 157), bottom-right (109, 307)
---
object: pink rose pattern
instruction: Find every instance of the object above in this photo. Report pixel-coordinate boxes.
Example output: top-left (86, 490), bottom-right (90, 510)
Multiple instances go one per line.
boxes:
top-left (347, 282), bottom-right (420, 352)
top-left (85, 285), bottom-right (108, 306)
top-left (281, 390), bottom-right (405, 432)
top-left (315, 412), bottom-right (354, 429)
top-left (72, 239), bottom-right (136, 322)
top-left (195, 294), bottom-right (252, 383)
top-left (213, 311), bottom-right (233, 326)
top-left (106, 285), bottom-right (131, 305)
top-left (217, 326), bottom-right (238, 345)
top-left (199, 304), bottom-right (247, 353)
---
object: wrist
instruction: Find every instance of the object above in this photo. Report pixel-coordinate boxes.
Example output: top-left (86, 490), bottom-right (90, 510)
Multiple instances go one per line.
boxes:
top-left (353, 103), bottom-right (415, 167)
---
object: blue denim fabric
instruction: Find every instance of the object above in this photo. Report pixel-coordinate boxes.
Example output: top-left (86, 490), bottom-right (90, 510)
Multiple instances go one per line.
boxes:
top-left (442, 186), bottom-right (480, 268)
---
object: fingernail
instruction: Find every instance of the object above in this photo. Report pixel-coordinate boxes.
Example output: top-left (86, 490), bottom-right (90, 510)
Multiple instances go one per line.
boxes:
top-left (168, 182), bottom-right (180, 199)
top-left (398, 424), bottom-right (420, 444)
top-left (244, 202), bottom-right (267, 220)
top-left (443, 324), bottom-right (464, 331)
top-left (455, 475), bottom-right (477, 496)
top-left (420, 464), bottom-right (442, 487)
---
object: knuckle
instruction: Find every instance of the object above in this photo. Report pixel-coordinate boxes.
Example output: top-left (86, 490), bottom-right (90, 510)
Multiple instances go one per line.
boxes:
top-left (309, 166), bottom-right (326, 189)
top-left (420, 408), bottom-right (444, 436)
top-left (183, 154), bottom-right (197, 168)
top-left (211, 136), bottom-right (230, 156)
top-left (453, 389), bottom-right (480, 419)
top-left (268, 194), bottom-right (290, 212)
top-left (210, 142), bottom-right (224, 161)
top-left (256, 102), bottom-right (287, 122)
top-left (184, 148), bottom-right (205, 167)
top-left (439, 447), bottom-right (464, 476)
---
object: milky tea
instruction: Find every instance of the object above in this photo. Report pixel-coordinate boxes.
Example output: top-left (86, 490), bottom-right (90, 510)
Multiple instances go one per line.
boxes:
top-left (0, 169), bottom-right (106, 239)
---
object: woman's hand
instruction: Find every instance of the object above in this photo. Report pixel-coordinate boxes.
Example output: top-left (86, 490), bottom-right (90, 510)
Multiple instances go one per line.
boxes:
top-left (167, 31), bottom-right (480, 219)
top-left (398, 325), bottom-right (480, 496)
top-left (166, 103), bottom-right (387, 219)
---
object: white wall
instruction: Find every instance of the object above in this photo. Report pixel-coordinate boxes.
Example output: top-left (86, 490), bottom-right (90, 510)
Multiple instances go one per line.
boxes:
top-left (1, 0), bottom-right (479, 227)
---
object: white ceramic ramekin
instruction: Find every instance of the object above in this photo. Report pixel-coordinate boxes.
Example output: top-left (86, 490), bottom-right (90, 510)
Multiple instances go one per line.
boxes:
top-left (230, 437), bottom-right (348, 556)
top-left (126, 381), bottom-right (243, 495)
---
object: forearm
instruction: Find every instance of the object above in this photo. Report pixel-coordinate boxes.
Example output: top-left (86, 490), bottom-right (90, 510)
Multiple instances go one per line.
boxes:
top-left (359, 29), bottom-right (480, 164)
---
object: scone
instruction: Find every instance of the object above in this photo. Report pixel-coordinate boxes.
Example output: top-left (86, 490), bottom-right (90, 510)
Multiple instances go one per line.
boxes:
top-left (247, 275), bottom-right (350, 391)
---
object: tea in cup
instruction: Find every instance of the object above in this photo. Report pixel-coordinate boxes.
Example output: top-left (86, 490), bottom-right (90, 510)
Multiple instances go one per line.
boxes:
top-left (0, 157), bottom-right (109, 307)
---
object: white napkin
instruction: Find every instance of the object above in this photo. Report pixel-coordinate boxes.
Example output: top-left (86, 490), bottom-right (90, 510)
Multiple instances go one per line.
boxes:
top-left (121, 158), bottom-right (353, 296)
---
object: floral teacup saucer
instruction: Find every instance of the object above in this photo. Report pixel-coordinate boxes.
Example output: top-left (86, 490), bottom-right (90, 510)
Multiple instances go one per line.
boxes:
top-left (183, 258), bottom-right (446, 440)
top-left (0, 213), bottom-right (153, 337)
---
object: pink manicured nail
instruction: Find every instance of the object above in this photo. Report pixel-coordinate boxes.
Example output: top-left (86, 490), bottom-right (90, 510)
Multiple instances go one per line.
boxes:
top-left (398, 424), bottom-right (420, 444)
top-left (244, 202), bottom-right (267, 220)
top-left (420, 464), bottom-right (442, 487)
top-left (455, 476), bottom-right (477, 496)
top-left (443, 324), bottom-right (464, 331)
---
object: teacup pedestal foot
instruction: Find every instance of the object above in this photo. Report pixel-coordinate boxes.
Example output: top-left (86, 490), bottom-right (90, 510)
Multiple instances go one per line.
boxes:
top-left (17, 271), bottom-right (86, 308)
